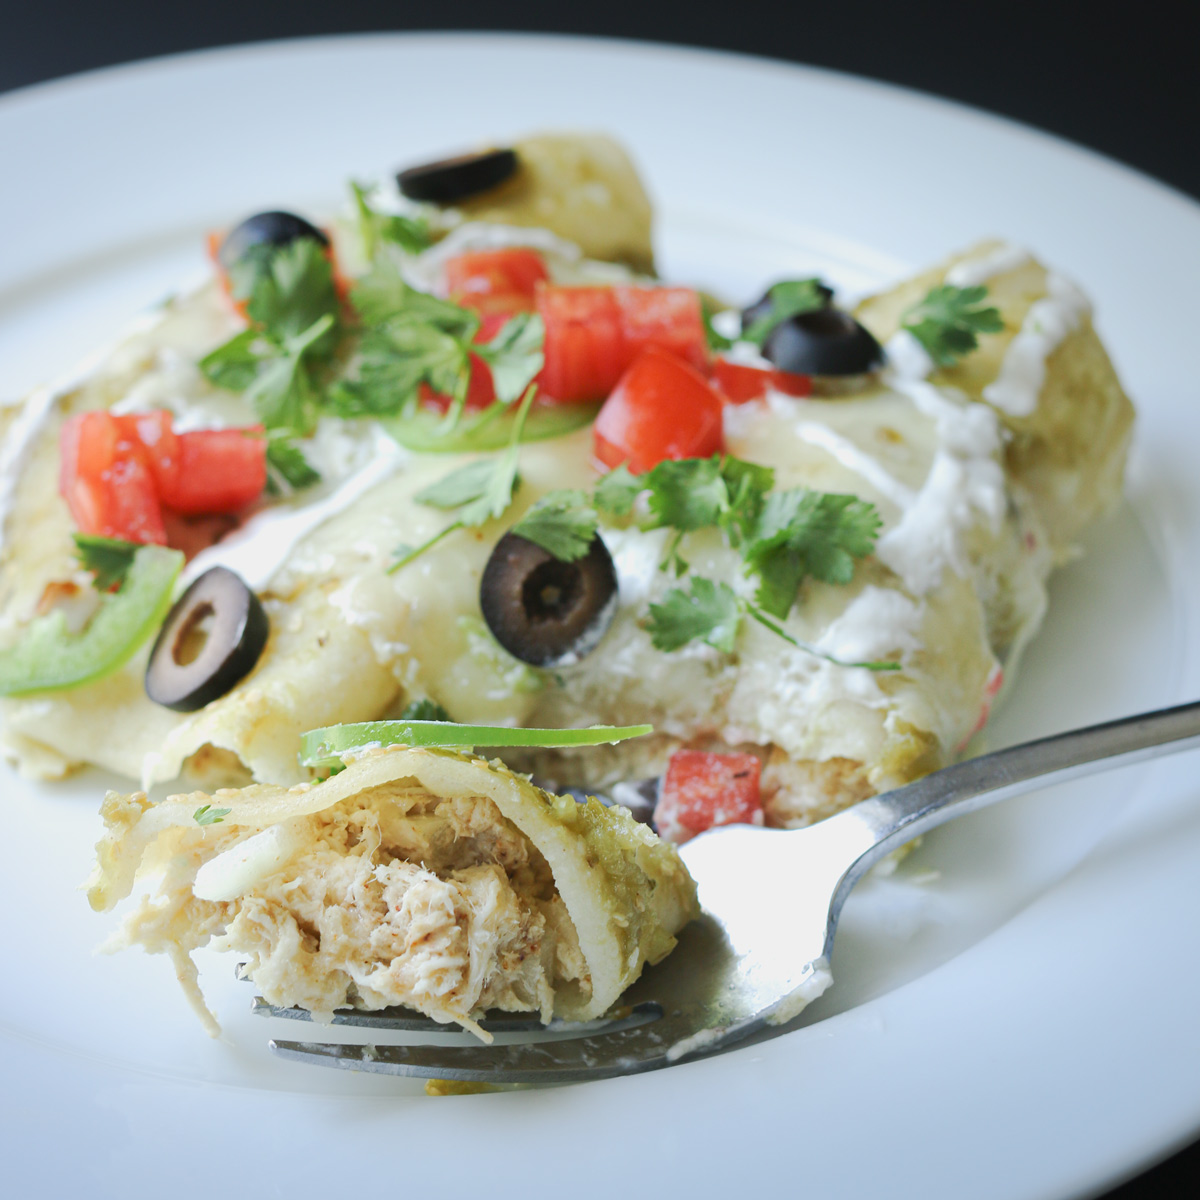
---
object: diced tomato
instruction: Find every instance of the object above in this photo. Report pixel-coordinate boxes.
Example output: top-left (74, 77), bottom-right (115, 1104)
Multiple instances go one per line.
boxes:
top-left (712, 356), bottom-right (812, 403)
top-left (159, 428), bottom-right (268, 515)
top-left (444, 248), bottom-right (548, 314)
top-left (59, 409), bottom-right (267, 543)
top-left (58, 412), bottom-right (167, 545)
top-left (654, 750), bottom-right (764, 844)
top-left (536, 285), bottom-right (708, 403)
top-left (613, 287), bottom-right (707, 371)
top-left (418, 354), bottom-right (497, 413)
top-left (537, 286), bottom-right (627, 402)
top-left (592, 347), bottom-right (725, 473)
top-left (116, 410), bottom-right (180, 497)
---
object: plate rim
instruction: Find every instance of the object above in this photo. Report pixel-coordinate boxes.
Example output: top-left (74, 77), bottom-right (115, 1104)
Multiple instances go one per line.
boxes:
top-left (2, 30), bottom-right (1200, 1200)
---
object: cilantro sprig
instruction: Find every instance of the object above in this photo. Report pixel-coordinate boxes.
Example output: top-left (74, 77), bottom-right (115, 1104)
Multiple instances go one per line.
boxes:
top-left (333, 261), bottom-right (543, 428)
top-left (200, 233), bottom-right (547, 488)
top-left (511, 491), bottom-right (599, 562)
top-left (644, 575), bottom-right (897, 670)
top-left (901, 284), bottom-right (1004, 367)
top-left (497, 452), bottom-right (893, 669)
top-left (389, 387), bottom-right (538, 572)
top-left (193, 804), bottom-right (231, 826)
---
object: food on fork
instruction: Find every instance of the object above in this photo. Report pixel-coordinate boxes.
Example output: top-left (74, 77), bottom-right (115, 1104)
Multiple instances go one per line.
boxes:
top-left (0, 132), bottom-right (1132, 844)
top-left (88, 744), bottom-right (698, 1038)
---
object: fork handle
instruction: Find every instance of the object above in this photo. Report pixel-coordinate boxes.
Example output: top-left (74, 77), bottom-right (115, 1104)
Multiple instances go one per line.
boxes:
top-left (835, 698), bottom-right (1200, 896)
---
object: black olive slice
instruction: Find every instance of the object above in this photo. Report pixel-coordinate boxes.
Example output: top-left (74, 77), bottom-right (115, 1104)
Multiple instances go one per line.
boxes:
top-left (762, 308), bottom-right (885, 378)
top-left (480, 532), bottom-right (618, 668)
top-left (145, 567), bottom-right (269, 712)
top-left (218, 211), bottom-right (329, 270)
top-left (397, 148), bottom-right (519, 205)
top-left (740, 282), bottom-right (834, 336)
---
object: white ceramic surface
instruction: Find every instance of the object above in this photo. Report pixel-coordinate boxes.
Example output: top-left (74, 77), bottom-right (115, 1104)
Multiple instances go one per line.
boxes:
top-left (1, 34), bottom-right (1199, 1200)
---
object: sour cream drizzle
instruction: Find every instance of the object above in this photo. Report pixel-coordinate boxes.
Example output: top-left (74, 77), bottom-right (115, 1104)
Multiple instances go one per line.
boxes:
top-left (790, 419), bottom-right (916, 510)
top-left (944, 243), bottom-right (1031, 288)
top-left (983, 272), bottom-right (1091, 417)
top-left (183, 429), bottom-right (407, 592)
top-left (875, 379), bottom-right (1006, 596)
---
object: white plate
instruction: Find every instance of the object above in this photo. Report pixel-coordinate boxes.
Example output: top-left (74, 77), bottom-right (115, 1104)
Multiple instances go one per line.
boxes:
top-left (2, 34), bottom-right (1199, 1200)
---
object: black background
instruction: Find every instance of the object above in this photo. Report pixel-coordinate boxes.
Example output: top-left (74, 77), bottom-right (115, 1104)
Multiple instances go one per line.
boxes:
top-left (2, 2), bottom-right (1197, 1196)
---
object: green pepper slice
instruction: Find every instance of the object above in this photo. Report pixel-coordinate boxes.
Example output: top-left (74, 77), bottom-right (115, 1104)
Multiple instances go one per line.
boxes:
top-left (300, 719), bottom-right (653, 770)
top-left (0, 545), bottom-right (184, 695)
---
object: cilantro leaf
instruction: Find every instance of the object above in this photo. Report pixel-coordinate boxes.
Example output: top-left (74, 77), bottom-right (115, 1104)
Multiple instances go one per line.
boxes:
top-left (229, 239), bottom-right (340, 346)
top-left (645, 458), bottom-right (729, 531)
top-left (196, 329), bottom-right (263, 392)
top-left (415, 458), bottom-right (500, 509)
top-left (456, 388), bottom-right (535, 527)
top-left (266, 438), bottom-right (321, 493)
top-left (742, 278), bottom-right (830, 346)
top-left (593, 464), bottom-right (643, 517)
top-left (398, 698), bottom-right (452, 722)
top-left (901, 284), bottom-right (1005, 368)
top-left (200, 313), bottom-right (334, 435)
top-left (641, 455), bottom-right (775, 546)
top-left (332, 317), bottom-right (468, 419)
top-left (474, 312), bottom-right (545, 404)
top-left (719, 456), bottom-right (775, 546)
top-left (350, 181), bottom-right (431, 259)
top-left (72, 534), bottom-right (139, 591)
top-left (349, 259), bottom-right (477, 334)
top-left (743, 490), bottom-right (882, 617)
top-left (646, 577), bottom-right (742, 654)
top-left (396, 388), bottom-right (539, 572)
top-left (193, 804), bottom-right (231, 826)
top-left (511, 491), bottom-right (598, 561)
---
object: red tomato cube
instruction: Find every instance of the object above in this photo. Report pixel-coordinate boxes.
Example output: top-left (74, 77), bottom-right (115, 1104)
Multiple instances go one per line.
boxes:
top-left (592, 347), bottom-right (725, 473)
top-left (444, 248), bottom-right (549, 308)
top-left (58, 411), bottom-right (167, 544)
top-left (158, 427), bottom-right (268, 515)
top-left (654, 750), bottom-right (764, 844)
top-left (537, 286), bottom-right (627, 402)
top-left (613, 286), bottom-right (707, 371)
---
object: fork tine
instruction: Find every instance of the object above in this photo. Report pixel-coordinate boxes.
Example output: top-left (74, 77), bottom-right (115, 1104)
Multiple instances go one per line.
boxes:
top-left (268, 1005), bottom-right (756, 1083)
top-left (251, 996), bottom-right (653, 1035)
top-left (249, 996), bottom-right (557, 1033)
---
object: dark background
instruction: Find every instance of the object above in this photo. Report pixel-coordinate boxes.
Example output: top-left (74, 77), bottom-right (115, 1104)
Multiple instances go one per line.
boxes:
top-left (2, 2), bottom-right (1197, 1196)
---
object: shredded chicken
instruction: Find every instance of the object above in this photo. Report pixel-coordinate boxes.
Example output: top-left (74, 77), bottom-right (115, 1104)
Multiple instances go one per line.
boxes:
top-left (109, 783), bottom-right (588, 1040)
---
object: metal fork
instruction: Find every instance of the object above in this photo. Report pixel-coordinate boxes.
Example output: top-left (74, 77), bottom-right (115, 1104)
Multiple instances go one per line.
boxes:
top-left (264, 699), bottom-right (1200, 1084)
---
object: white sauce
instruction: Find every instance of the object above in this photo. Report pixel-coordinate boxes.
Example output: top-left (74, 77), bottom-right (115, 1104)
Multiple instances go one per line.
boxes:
top-left (816, 585), bottom-right (923, 663)
top-left (944, 243), bottom-right (1031, 288)
top-left (791, 419), bottom-right (916, 509)
top-left (876, 379), bottom-right (1005, 596)
top-left (983, 272), bottom-right (1091, 417)
top-left (182, 428), bottom-right (407, 592)
top-left (883, 329), bottom-right (936, 382)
